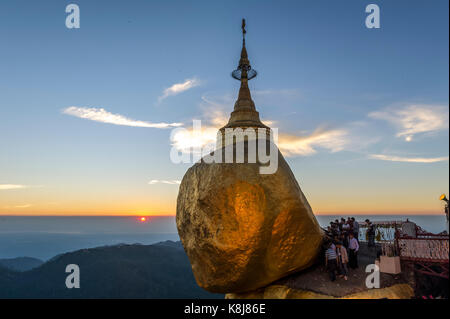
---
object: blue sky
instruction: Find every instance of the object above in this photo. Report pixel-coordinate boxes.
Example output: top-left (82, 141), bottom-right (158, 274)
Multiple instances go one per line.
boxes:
top-left (0, 0), bottom-right (448, 215)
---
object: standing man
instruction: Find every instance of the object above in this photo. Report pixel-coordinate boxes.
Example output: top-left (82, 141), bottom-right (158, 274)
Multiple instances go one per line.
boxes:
top-left (325, 242), bottom-right (338, 282)
top-left (351, 217), bottom-right (360, 242)
top-left (340, 218), bottom-right (345, 231)
top-left (336, 241), bottom-right (348, 281)
top-left (348, 232), bottom-right (359, 269)
top-left (366, 219), bottom-right (376, 248)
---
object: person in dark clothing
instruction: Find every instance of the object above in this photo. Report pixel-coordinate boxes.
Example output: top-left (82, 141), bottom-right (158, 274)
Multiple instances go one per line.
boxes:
top-left (335, 219), bottom-right (340, 231)
top-left (366, 219), bottom-right (376, 248)
top-left (348, 232), bottom-right (359, 269)
top-left (339, 218), bottom-right (345, 231)
top-left (351, 217), bottom-right (360, 243)
top-left (333, 234), bottom-right (339, 244)
top-left (339, 233), bottom-right (348, 248)
top-left (325, 242), bottom-right (338, 281)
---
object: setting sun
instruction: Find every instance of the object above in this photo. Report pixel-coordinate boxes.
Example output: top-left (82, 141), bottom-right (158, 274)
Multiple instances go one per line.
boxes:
top-left (140, 217), bottom-right (147, 222)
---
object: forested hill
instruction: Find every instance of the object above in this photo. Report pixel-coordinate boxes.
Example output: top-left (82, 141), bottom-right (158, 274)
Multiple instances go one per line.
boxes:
top-left (0, 241), bottom-right (222, 299)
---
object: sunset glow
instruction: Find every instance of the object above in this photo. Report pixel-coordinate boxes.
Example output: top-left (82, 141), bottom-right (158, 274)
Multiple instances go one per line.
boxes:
top-left (0, 1), bottom-right (447, 217)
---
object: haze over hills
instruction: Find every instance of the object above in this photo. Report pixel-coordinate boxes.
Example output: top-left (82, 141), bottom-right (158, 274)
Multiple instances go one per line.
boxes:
top-left (0, 257), bottom-right (44, 272)
top-left (0, 215), bottom-right (446, 298)
top-left (1, 215), bottom-right (446, 261)
top-left (0, 241), bottom-right (222, 299)
top-left (0, 216), bottom-right (180, 260)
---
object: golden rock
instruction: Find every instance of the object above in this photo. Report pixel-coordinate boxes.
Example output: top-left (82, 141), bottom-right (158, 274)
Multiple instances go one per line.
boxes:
top-left (176, 22), bottom-right (323, 294)
top-left (176, 146), bottom-right (323, 293)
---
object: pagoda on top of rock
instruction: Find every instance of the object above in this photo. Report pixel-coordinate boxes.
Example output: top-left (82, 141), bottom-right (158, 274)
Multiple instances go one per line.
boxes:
top-left (222, 19), bottom-right (268, 130)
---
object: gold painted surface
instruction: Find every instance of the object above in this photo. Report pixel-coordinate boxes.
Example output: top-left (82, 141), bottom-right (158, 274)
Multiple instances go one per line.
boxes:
top-left (226, 284), bottom-right (414, 299)
top-left (176, 148), bottom-right (323, 293)
top-left (177, 23), bottom-right (323, 294)
top-left (341, 284), bottom-right (414, 299)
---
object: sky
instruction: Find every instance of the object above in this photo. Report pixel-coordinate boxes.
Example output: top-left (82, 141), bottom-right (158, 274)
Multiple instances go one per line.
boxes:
top-left (0, 0), bottom-right (448, 216)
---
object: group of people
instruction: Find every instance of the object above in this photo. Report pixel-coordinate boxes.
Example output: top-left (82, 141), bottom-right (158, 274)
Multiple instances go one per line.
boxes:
top-left (324, 217), bottom-right (364, 282)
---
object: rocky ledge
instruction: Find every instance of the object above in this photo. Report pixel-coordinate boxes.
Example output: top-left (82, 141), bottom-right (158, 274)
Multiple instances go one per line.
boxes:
top-left (226, 242), bottom-right (415, 299)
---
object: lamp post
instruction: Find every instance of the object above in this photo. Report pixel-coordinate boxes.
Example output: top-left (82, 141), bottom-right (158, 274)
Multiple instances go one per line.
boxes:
top-left (440, 194), bottom-right (449, 232)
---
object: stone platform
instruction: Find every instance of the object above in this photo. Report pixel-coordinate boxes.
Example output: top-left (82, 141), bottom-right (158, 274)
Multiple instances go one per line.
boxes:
top-left (226, 242), bottom-right (415, 299)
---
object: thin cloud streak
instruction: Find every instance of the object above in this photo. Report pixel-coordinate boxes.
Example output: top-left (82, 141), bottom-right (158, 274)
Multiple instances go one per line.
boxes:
top-left (278, 129), bottom-right (349, 156)
top-left (63, 107), bottom-right (182, 128)
top-left (369, 154), bottom-right (449, 163)
top-left (170, 123), bottom-right (349, 158)
top-left (171, 125), bottom-right (218, 154)
top-left (148, 180), bottom-right (181, 185)
top-left (158, 78), bottom-right (200, 102)
top-left (369, 104), bottom-right (449, 141)
top-left (199, 94), bottom-right (274, 127)
top-left (252, 88), bottom-right (301, 98)
top-left (14, 204), bottom-right (32, 208)
top-left (3, 204), bottom-right (32, 208)
top-left (0, 184), bottom-right (31, 190)
top-left (170, 94), bottom-right (351, 157)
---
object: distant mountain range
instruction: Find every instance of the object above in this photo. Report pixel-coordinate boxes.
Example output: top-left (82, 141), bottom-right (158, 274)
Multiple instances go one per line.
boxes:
top-left (0, 257), bottom-right (44, 272)
top-left (0, 241), bottom-right (222, 299)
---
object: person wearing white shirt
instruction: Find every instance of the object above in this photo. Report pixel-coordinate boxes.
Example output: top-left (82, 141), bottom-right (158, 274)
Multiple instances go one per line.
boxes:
top-left (348, 232), bottom-right (359, 269)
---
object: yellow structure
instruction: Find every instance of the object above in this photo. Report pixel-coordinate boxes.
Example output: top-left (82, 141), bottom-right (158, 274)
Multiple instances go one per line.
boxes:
top-left (226, 284), bottom-right (414, 299)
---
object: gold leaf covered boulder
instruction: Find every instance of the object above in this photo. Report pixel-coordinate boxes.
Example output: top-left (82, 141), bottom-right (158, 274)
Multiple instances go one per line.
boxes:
top-left (177, 147), bottom-right (323, 293)
top-left (176, 20), bottom-right (323, 293)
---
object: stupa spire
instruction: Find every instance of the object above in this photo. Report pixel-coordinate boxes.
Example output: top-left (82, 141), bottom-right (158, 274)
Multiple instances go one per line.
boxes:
top-left (223, 19), bottom-right (267, 129)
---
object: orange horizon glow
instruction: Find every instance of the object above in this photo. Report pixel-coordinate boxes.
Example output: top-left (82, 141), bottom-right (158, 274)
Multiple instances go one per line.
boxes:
top-left (2, 174), bottom-right (447, 217)
top-left (1, 193), bottom-right (447, 217)
top-left (0, 210), bottom-right (446, 217)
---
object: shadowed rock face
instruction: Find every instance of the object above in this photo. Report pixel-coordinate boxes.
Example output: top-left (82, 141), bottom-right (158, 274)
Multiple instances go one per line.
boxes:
top-left (176, 146), bottom-right (323, 293)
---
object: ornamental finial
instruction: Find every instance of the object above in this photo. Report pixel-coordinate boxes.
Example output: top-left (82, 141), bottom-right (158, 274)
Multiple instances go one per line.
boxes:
top-left (231, 19), bottom-right (257, 81)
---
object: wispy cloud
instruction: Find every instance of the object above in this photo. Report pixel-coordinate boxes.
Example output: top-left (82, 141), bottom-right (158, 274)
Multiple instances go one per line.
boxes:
top-left (169, 95), bottom-right (230, 155)
top-left (158, 78), bottom-right (200, 102)
top-left (368, 104), bottom-right (449, 141)
top-left (369, 154), bottom-right (449, 163)
top-left (252, 88), bottom-right (301, 98)
top-left (199, 94), bottom-right (274, 127)
top-left (63, 107), bottom-right (182, 128)
top-left (199, 95), bottom-right (231, 126)
top-left (148, 180), bottom-right (181, 185)
top-left (14, 204), bottom-right (32, 208)
top-left (170, 93), bottom-right (363, 158)
top-left (3, 204), bottom-right (32, 208)
top-left (278, 128), bottom-right (349, 156)
top-left (171, 128), bottom-right (218, 156)
top-left (0, 184), bottom-right (30, 190)
top-left (171, 95), bottom-right (277, 156)
top-left (170, 122), bottom-right (349, 158)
